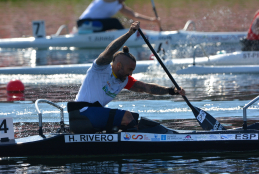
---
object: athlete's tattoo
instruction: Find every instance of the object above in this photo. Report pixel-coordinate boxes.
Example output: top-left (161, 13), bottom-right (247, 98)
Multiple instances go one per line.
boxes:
top-left (130, 81), bottom-right (169, 95)
top-left (96, 32), bottom-right (132, 65)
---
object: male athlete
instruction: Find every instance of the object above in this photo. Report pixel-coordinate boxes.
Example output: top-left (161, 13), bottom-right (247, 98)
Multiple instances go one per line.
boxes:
top-left (75, 21), bottom-right (185, 131)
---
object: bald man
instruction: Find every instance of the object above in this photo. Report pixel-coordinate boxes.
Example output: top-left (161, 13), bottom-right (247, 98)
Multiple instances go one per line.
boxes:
top-left (75, 21), bottom-right (185, 131)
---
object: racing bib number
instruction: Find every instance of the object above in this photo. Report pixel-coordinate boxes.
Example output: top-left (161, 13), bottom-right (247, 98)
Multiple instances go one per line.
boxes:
top-left (0, 118), bottom-right (14, 140)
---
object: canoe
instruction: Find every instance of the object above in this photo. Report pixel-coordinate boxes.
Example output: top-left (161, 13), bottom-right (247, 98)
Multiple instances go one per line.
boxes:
top-left (0, 21), bottom-right (246, 49)
top-left (172, 51), bottom-right (259, 66)
top-left (1, 51), bottom-right (259, 75)
top-left (1, 128), bottom-right (259, 157)
top-left (176, 65), bottom-right (259, 74)
top-left (0, 96), bottom-right (259, 157)
top-left (174, 51), bottom-right (259, 74)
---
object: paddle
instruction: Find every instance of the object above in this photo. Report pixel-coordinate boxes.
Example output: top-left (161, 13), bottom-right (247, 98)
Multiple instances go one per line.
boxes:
top-left (150, 0), bottom-right (163, 31)
top-left (138, 28), bottom-right (226, 130)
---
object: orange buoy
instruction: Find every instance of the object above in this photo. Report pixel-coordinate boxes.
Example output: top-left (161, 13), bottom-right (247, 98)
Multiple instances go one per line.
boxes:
top-left (6, 80), bottom-right (25, 101)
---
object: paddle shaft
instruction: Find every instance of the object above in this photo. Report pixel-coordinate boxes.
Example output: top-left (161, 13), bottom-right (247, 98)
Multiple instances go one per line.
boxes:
top-left (138, 28), bottom-right (226, 130)
top-left (150, 0), bottom-right (163, 31)
top-left (138, 28), bottom-right (192, 108)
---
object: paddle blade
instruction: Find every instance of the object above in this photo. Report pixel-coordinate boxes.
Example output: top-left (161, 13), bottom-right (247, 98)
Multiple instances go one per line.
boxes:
top-left (191, 106), bottom-right (226, 130)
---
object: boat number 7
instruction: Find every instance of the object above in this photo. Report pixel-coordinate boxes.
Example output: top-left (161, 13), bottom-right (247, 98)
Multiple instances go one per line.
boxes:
top-left (33, 22), bottom-right (40, 35)
top-left (0, 119), bottom-right (8, 133)
top-left (32, 21), bottom-right (46, 38)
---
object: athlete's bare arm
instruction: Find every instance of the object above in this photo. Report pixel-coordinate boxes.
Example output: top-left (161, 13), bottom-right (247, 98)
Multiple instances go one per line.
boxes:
top-left (130, 81), bottom-right (185, 95)
top-left (96, 21), bottom-right (140, 65)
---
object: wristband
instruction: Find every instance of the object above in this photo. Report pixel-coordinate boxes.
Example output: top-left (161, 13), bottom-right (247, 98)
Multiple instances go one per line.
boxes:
top-left (168, 87), bottom-right (177, 95)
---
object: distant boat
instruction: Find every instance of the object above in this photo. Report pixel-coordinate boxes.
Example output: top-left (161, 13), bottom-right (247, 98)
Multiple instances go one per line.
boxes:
top-left (174, 51), bottom-right (259, 74)
top-left (172, 51), bottom-right (259, 66)
top-left (176, 65), bottom-right (259, 74)
top-left (0, 20), bottom-right (246, 49)
top-left (1, 51), bottom-right (259, 75)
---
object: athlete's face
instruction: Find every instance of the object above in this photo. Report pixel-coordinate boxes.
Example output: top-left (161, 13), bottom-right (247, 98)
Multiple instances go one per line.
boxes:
top-left (116, 55), bottom-right (136, 82)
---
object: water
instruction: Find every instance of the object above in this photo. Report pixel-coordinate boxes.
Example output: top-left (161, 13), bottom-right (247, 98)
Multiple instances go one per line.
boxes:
top-left (0, 99), bottom-right (259, 123)
top-left (1, 48), bottom-right (259, 173)
top-left (1, 68), bottom-right (259, 173)
top-left (1, 152), bottom-right (259, 173)
top-left (0, 41), bottom-right (242, 67)
top-left (0, 46), bottom-right (151, 67)
top-left (5, 153), bottom-right (257, 173)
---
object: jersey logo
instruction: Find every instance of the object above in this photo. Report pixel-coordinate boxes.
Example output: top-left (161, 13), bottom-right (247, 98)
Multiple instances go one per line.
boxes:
top-left (102, 85), bottom-right (117, 98)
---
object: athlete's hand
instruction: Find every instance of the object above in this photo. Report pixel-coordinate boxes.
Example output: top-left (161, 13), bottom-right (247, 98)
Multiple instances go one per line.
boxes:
top-left (177, 87), bottom-right (185, 96)
top-left (128, 21), bottom-right (140, 35)
top-left (169, 86), bottom-right (185, 96)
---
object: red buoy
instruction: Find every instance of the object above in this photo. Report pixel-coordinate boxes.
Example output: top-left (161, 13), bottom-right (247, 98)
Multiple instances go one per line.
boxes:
top-left (149, 53), bottom-right (155, 60)
top-left (6, 80), bottom-right (25, 101)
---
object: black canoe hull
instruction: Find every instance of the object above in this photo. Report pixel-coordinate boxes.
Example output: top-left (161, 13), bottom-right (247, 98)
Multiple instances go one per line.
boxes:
top-left (1, 129), bottom-right (259, 157)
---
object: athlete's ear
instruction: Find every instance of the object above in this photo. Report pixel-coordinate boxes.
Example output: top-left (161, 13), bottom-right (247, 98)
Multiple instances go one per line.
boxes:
top-left (117, 62), bottom-right (122, 69)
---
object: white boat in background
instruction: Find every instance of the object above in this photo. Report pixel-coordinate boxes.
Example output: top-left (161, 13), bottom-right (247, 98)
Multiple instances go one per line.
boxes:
top-left (172, 51), bottom-right (259, 66)
top-left (0, 20), bottom-right (246, 49)
top-left (1, 51), bottom-right (258, 75)
top-left (175, 51), bottom-right (259, 74)
top-left (176, 65), bottom-right (259, 74)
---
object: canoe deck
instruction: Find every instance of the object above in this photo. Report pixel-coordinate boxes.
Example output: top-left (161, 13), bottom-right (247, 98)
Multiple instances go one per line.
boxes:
top-left (13, 117), bottom-right (258, 138)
